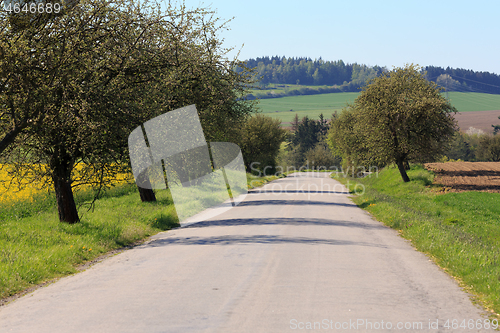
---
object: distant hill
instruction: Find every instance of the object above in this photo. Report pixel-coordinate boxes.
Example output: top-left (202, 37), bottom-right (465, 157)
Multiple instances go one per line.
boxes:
top-left (238, 56), bottom-right (500, 96)
top-left (424, 66), bottom-right (500, 94)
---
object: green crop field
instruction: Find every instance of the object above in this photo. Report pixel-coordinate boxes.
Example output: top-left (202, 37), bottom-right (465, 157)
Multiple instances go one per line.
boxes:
top-left (256, 92), bottom-right (500, 125)
top-left (256, 92), bottom-right (359, 123)
top-left (446, 92), bottom-right (500, 112)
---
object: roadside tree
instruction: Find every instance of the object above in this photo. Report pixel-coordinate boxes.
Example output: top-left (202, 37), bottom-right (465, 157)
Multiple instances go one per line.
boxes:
top-left (236, 115), bottom-right (287, 174)
top-left (327, 106), bottom-right (378, 173)
top-left (1, 0), bottom-right (255, 223)
top-left (330, 65), bottom-right (457, 182)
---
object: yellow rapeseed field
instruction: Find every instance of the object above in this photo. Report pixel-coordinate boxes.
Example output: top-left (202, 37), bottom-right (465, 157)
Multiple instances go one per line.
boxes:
top-left (0, 164), bottom-right (45, 204)
top-left (0, 164), bottom-right (134, 205)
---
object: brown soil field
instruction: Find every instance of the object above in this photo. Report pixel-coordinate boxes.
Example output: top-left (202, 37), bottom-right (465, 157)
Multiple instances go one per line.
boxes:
top-left (453, 110), bottom-right (500, 134)
top-left (424, 161), bottom-right (500, 193)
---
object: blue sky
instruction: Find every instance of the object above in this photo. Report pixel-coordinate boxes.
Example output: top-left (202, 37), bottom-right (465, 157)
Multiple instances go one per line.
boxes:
top-left (185, 0), bottom-right (500, 74)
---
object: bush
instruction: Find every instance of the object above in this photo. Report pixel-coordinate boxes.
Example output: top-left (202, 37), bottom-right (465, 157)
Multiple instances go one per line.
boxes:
top-left (304, 142), bottom-right (341, 170)
top-left (276, 144), bottom-right (305, 172)
top-left (444, 132), bottom-right (474, 161)
top-left (476, 135), bottom-right (500, 161)
top-left (236, 115), bottom-right (287, 174)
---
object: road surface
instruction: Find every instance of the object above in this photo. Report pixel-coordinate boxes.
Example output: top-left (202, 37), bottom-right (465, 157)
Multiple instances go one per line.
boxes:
top-left (0, 172), bottom-right (489, 332)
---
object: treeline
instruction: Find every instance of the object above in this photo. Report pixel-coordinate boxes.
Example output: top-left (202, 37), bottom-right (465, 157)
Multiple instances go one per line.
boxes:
top-left (424, 66), bottom-right (500, 94)
top-left (238, 56), bottom-right (385, 91)
top-left (250, 111), bottom-right (500, 179)
top-left (238, 56), bottom-right (500, 95)
top-left (445, 130), bottom-right (500, 162)
top-left (277, 114), bottom-right (340, 173)
top-left (247, 85), bottom-right (347, 100)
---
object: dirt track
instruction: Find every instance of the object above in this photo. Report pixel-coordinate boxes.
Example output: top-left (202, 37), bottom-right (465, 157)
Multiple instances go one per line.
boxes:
top-left (424, 162), bottom-right (500, 193)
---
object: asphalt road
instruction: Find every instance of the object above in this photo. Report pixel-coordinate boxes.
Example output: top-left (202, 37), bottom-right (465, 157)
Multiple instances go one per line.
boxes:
top-left (0, 173), bottom-right (489, 332)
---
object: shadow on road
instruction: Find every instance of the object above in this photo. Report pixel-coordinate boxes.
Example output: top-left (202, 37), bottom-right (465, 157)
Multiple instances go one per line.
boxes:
top-left (183, 217), bottom-right (382, 230)
top-left (145, 234), bottom-right (387, 248)
top-left (142, 218), bottom-right (388, 248)
top-left (248, 190), bottom-right (349, 195)
top-left (234, 200), bottom-right (356, 207)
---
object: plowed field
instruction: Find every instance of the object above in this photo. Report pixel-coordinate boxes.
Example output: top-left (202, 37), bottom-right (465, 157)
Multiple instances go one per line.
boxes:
top-left (424, 162), bottom-right (500, 192)
top-left (454, 110), bottom-right (500, 134)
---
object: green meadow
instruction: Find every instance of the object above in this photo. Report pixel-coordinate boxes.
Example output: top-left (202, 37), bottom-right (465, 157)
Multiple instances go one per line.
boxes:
top-left (446, 92), bottom-right (500, 112)
top-left (256, 91), bottom-right (500, 124)
top-left (256, 92), bottom-right (359, 123)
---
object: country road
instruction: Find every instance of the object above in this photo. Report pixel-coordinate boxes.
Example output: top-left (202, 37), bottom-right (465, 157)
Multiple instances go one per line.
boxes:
top-left (0, 172), bottom-right (488, 332)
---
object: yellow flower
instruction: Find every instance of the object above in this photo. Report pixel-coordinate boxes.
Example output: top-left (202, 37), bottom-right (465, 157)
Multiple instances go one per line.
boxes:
top-left (0, 163), bottom-right (133, 205)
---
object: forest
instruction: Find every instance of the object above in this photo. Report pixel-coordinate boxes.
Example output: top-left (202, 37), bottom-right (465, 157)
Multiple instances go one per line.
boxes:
top-left (239, 56), bottom-right (500, 95)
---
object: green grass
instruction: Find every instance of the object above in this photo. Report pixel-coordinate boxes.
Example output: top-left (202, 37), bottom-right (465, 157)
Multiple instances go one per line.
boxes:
top-left (0, 184), bottom-right (179, 300)
top-left (0, 174), bottom-right (281, 301)
top-left (333, 165), bottom-right (500, 317)
top-left (247, 173), bottom-right (284, 189)
top-left (257, 92), bottom-right (359, 124)
top-left (447, 92), bottom-right (500, 112)
top-left (255, 91), bottom-right (500, 125)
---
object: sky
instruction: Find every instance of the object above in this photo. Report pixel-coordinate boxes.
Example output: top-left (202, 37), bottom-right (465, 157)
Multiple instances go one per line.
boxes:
top-left (183, 0), bottom-right (500, 74)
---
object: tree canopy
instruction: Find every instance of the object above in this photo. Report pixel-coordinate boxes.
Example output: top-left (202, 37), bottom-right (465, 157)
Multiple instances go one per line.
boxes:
top-left (277, 114), bottom-right (337, 171)
top-left (328, 65), bottom-right (457, 182)
top-left (0, 0), bottom-right (255, 223)
top-left (236, 115), bottom-right (287, 175)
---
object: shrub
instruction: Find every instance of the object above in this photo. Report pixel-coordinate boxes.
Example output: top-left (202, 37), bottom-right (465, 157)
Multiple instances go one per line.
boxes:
top-left (476, 135), bottom-right (500, 161)
top-left (236, 115), bottom-right (287, 174)
top-left (304, 142), bottom-right (341, 170)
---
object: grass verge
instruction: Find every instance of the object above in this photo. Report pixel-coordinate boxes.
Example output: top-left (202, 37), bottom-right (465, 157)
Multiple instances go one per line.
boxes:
top-left (0, 184), bottom-right (179, 301)
top-left (333, 164), bottom-right (500, 318)
top-left (1, 174), bottom-right (281, 302)
top-left (247, 173), bottom-right (284, 189)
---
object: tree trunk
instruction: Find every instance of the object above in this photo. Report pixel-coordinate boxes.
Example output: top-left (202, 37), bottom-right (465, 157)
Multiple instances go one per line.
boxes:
top-left (136, 171), bottom-right (156, 202)
top-left (52, 167), bottom-right (79, 223)
top-left (396, 160), bottom-right (410, 183)
top-left (138, 186), bottom-right (156, 202)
